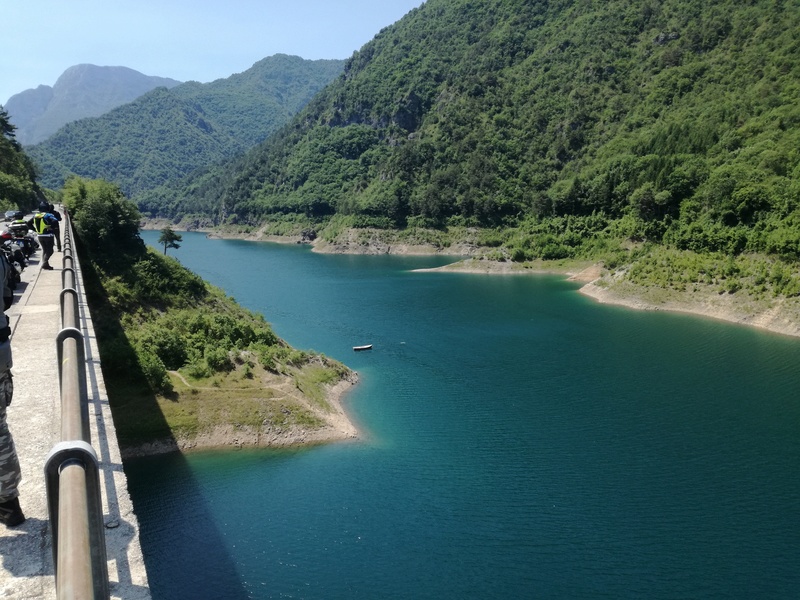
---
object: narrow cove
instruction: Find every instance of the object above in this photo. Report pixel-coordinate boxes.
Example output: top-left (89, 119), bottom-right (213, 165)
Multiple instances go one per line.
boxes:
top-left (125, 230), bottom-right (800, 599)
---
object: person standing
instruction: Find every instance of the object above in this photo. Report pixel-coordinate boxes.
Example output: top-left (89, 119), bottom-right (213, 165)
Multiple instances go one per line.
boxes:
top-left (27, 203), bottom-right (58, 271)
top-left (48, 203), bottom-right (63, 252)
top-left (0, 253), bottom-right (23, 526)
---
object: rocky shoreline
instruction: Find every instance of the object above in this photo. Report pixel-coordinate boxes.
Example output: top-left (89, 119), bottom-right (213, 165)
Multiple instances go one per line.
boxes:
top-left (579, 280), bottom-right (800, 337)
top-left (419, 257), bottom-right (800, 339)
top-left (143, 220), bottom-right (800, 339)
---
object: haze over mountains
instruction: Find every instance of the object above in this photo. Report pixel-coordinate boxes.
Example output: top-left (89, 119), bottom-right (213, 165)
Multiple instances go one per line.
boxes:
top-left (4, 64), bottom-right (181, 145)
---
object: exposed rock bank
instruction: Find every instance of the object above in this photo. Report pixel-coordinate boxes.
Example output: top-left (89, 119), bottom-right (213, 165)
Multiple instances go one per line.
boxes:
top-left (420, 257), bottom-right (800, 339)
top-left (143, 220), bottom-right (800, 339)
top-left (579, 279), bottom-right (800, 338)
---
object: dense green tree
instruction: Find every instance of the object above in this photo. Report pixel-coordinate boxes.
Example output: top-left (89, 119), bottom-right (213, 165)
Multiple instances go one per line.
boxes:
top-left (0, 106), bottom-right (40, 211)
top-left (62, 177), bottom-right (144, 268)
top-left (157, 227), bottom-right (182, 255)
top-left (0, 107), bottom-right (19, 146)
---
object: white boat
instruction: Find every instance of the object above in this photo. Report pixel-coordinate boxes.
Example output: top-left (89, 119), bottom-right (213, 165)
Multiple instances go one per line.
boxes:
top-left (353, 344), bottom-right (373, 352)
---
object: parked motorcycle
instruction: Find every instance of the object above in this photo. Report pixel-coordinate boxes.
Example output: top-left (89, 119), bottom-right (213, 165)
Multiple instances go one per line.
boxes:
top-left (6, 220), bottom-right (38, 257)
top-left (0, 239), bottom-right (23, 291)
top-left (1, 234), bottom-right (27, 270)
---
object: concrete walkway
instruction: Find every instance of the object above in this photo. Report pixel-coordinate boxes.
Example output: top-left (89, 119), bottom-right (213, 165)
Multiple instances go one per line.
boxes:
top-left (0, 243), bottom-right (150, 599)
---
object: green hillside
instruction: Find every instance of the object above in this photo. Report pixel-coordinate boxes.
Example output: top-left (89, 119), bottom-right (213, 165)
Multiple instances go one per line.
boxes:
top-left (0, 106), bottom-right (40, 210)
top-left (27, 55), bottom-right (344, 197)
top-left (139, 0), bottom-right (800, 266)
top-left (65, 177), bottom-right (353, 449)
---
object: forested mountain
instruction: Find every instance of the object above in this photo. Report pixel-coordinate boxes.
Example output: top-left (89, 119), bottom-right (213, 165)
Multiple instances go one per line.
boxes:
top-left (27, 55), bottom-right (344, 197)
top-left (0, 106), bottom-right (41, 210)
top-left (139, 0), bottom-right (800, 264)
top-left (5, 64), bottom-right (181, 145)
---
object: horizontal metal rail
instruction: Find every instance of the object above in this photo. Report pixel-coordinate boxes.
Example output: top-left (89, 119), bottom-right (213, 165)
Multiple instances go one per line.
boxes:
top-left (43, 210), bottom-right (110, 600)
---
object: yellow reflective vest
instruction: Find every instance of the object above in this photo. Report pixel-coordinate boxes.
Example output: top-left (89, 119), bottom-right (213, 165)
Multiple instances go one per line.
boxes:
top-left (33, 213), bottom-right (53, 235)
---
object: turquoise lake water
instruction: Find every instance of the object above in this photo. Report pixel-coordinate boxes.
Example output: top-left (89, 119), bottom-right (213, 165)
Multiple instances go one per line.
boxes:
top-left (128, 230), bottom-right (800, 599)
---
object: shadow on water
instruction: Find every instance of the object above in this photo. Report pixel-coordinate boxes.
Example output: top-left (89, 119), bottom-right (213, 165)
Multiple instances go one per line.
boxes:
top-left (79, 252), bottom-right (249, 599)
top-left (133, 232), bottom-right (800, 598)
top-left (124, 453), bottom-right (251, 600)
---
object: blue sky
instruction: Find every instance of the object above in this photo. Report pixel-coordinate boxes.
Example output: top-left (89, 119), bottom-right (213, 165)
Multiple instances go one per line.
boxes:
top-left (1, 0), bottom-right (425, 104)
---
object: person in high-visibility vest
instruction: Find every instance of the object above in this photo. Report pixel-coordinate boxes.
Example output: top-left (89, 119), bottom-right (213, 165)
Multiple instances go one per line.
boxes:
top-left (26, 202), bottom-right (59, 271)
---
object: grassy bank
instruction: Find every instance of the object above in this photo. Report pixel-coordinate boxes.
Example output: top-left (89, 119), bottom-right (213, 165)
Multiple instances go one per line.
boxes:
top-left (68, 178), bottom-right (358, 456)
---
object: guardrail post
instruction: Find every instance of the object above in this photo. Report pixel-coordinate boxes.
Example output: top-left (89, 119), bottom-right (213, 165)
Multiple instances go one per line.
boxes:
top-left (45, 442), bottom-right (110, 600)
top-left (61, 266), bottom-right (76, 291)
top-left (56, 327), bottom-right (89, 443)
top-left (59, 288), bottom-right (80, 331)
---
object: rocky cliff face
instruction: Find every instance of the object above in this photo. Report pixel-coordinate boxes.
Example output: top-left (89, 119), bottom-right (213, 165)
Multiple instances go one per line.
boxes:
top-left (4, 64), bottom-right (180, 145)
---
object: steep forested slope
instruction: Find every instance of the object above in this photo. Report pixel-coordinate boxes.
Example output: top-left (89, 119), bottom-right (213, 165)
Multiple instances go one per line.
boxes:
top-left (27, 55), bottom-right (344, 197)
top-left (0, 107), bottom-right (40, 210)
top-left (141, 0), bottom-right (800, 263)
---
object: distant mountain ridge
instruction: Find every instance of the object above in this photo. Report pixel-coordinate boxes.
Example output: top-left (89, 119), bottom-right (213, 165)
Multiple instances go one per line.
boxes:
top-left (4, 64), bottom-right (181, 145)
top-left (27, 55), bottom-right (344, 197)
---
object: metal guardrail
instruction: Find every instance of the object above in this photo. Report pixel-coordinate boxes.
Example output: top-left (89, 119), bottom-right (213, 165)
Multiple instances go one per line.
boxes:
top-left (43, 211), bottom-right (110, 599)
